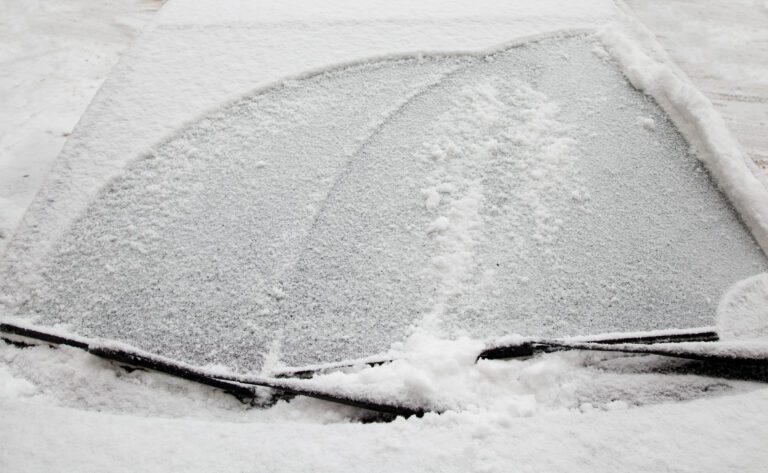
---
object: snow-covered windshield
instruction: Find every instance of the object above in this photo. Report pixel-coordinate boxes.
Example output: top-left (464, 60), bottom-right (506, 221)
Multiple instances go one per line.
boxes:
top-left (7, 35), bottom-right (766, 372)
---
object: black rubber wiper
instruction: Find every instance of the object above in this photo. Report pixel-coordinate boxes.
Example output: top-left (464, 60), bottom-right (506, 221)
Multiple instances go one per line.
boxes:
top-left (477, 329), bottom-right (720, 360)
top-left (4, 321), bottom-right (766, 419)
top-left (0, 321), bottom-right (424, 418)
top-left (273, 327), bottom-right (721, 377)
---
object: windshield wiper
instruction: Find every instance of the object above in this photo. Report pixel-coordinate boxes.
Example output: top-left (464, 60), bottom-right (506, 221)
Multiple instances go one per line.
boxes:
top-left (2, 320), bottom-right (766, 418)
top-left (0, 321), bottom-right (424, 417)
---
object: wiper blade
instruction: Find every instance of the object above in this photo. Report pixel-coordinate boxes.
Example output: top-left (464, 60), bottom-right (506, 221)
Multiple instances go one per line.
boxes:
top-left (477, 328), bottom-right (720, 360)
top-left (1, 321), bottom-right (260, 402)
top-left (502, 339), bottom-right (768, 366)
top-left (273, 327), bottom-right (720, 377)
top-left (0, 321), bottom-right (424, 418)
top-left (4, 321), bottom-right (765, 419)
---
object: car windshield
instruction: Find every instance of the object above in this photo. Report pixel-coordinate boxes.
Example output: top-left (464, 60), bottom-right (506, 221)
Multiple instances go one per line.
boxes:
top-left (3, 35), bottom-right (766, 373)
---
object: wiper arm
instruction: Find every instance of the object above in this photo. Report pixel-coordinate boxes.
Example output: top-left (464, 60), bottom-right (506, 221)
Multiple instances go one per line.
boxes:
top-left (273, 327), bottom-right (720, 377)
top-left (0, 321), bottom-right (424, 418)
top-left (477, 328), bottom-right (720, 360)
top-left (3, 321), bottom-right (766, 419)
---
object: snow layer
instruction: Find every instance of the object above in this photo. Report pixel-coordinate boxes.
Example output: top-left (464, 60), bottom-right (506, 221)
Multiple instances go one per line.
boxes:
top-left (625, 0), bottom-right (768, 173)
top-left (4, 36), bottom-right (765, 372)
top-left (0, 0), bottom-right (160, 253)
top-left (0, 0), bottom-right (616, 279)
top-left (1, 364), bottom-right (767, 472)
top-left (3, 0), bottom-right (768, 471)
top-left (598, 2), bottom-right (768, 254)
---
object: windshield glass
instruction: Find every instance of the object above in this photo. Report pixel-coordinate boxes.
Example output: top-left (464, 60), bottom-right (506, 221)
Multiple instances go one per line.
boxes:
top-left (6, 35), bottom-right (766, 372)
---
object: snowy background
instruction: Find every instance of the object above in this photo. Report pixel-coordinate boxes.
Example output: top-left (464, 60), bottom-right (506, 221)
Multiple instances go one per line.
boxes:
top-left (1, 0), bottom-right (768, 471)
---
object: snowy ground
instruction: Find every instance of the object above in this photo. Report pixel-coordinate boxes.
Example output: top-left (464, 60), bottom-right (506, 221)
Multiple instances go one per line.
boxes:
top-left (2, 0), bottom-right (768, 471)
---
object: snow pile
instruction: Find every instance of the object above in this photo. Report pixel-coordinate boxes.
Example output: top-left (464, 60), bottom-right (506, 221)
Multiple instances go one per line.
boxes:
top-left (301, 332), bottom-right (579, 414)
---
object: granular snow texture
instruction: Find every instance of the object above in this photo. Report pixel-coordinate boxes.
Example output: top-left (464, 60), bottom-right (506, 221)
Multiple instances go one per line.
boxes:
top-left (6, 36), bottom-right (766, 371)
top-left (717, 273), bottom-right (768, 341)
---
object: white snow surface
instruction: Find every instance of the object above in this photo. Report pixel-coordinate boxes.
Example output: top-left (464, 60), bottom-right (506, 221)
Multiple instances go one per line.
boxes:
top-left (2, 329), bottom-right (768, 472)
top-left (3, 386), bottom-right (767, 473)
top-left (2, 0), bottom-right (768, 471)
top-left (597, 4), bottom-right (768, 255)
top-left (0, 0), bottom-right (160, 253)
top-left (625, 0), bottom-right (768, 173)
top-left (2, 34), bottom-right (765, 372)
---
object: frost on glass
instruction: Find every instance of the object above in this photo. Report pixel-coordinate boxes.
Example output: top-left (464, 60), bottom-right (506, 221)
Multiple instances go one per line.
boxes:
top-left (9, 36), bottom-right (767, 371)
